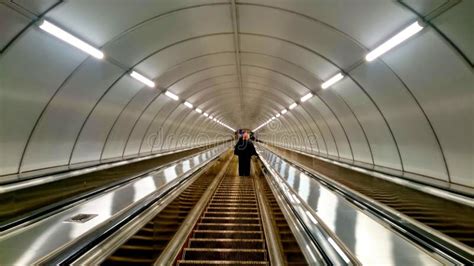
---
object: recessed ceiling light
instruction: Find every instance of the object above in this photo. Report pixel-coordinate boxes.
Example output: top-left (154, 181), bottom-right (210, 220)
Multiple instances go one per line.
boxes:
top-left (165, 91), bottom-right (179, 101)
top-left (300, 93), bottom-right (313, 102)
top-left (366, 21), bottom-right (424, 62)
top-left (39, 20), bottom-right (104, 59)
top-left (321, 73), bottom-right (344, 89)
top-left (130, 71), bottom-right (155, 88)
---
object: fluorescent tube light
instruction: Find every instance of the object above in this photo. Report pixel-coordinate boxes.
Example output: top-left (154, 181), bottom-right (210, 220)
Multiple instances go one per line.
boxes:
top-left (276, 113), bottom-right (281, 118)
top-left (39, 20), bottom-right (104, 59)
top-left (165, 91), bottom-right (179, 101)
top-left (281, 109), bottom-right (288, 115)
top-left (289, 103), bottom-right (297, 110)
top-left (300, 93), bottom-right (313, 102)
top-left (321, 73), bottom-right (344, 89)
top-left (130, 71), bottom-right (155, 88)
top-left (195, 108), bottom-right (202, 113)
top-left (209, 115), bottom-right (214, 119)
top-left (184, 101), bottom-right (193, 108)
top-left (203, 113), bottom-right (209, 117)
top-left (366, 21), bottom-right (423, 62)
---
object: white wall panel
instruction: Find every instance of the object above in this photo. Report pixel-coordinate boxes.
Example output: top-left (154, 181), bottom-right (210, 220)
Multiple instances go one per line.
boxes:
top-left (187, 75), bottom-right (238, 101)
top-left (70, 77), bottom-right (143, 164)
top-left (400, 0), bottom-right (447, 16)
top-left (332, 78), bottom-right (401, 170)
top-left (160, 106), bottom-right (193, 151)
top-left (293, 107), bottom-right (327, 155)
top-left (0, 4), bottom-right (31, 50)
top-left (189, 117), bottom-right (216, 147)
top-left (169, 66), bottom-right (236, 96)
top-left (242, 0), bottom-right (415, 48)
top-left (351, 60), bottom-right (448, 181)
top-left (286, 112), bottom-right (310, 152)
top-left (138, 35), bottom-right (234, 82)
top-left (103, 5), bottom-right (232, 66)
top-left (432, 0), bottom-right (474, 63)
top-left (47, 0), bottom-right (225, 46)
top-left (123, 94), bottom-right (167, 157)
top-left (170, 111), bottom-right (203, 149)
top-left (318, 90), bottom-right (373, 164)
top-left (0, 29), bottom-right (86, 176)
top-left (383, 29), bottom-right (473, 187)
top-left (239, 4), bottom-right (364, 68)
top-left (242, 66), bottom-right (307, 96)
top-left (101, 87), bottom-right (159, 160)
top-left (310, 97), bottom-right (353, 161)
top-left (140, 101), bottom-right (180, 154)
top-left (303, 103), bottom-right (339, 157)
top-left (12, 0), bottom-right (60, 15)
top-left (21, 59), bottom-right (122, 172)
top-left (240, 34), bottom-right (339, 80)
top-left (240, 52), bottom-right (321, 88)
top-left (162, 53), bottom-right (235, 93)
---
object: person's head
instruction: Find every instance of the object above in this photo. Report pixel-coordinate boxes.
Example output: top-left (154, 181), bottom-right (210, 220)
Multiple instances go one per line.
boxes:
top-left (243, 132), bottom-right (250, 140)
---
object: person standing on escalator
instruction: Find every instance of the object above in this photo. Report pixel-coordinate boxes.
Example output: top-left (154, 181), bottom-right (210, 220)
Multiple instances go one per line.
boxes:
top-left (234, 132), bottom-right (257, 177)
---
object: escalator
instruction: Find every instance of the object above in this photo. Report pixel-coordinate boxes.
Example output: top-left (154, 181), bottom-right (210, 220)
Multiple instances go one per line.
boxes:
top-left (265, 145), bottom-right (474, 248)
top-left (102, 155), bottom-right (224, 265)
top-left (101, 156), bottom-right (307, 265)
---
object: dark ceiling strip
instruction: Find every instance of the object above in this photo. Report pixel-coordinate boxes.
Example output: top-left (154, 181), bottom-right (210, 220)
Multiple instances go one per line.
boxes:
top-left (0, 0), bottom-right (64, 54)
top-left (397, 0), bottom-right (473, 67)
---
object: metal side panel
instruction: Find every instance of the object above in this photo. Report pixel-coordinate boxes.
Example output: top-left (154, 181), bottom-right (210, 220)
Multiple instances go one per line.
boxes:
top-left (257, 146), bottom-right (445, 266)
top-left (0, 145), bottom-right (227, 265)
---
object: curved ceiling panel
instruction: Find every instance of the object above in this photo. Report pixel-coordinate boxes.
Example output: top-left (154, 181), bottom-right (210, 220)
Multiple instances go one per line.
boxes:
top-left (1, 0), bottom-right (471, 192)
top-left (102, 5), bottom-right (232, 65)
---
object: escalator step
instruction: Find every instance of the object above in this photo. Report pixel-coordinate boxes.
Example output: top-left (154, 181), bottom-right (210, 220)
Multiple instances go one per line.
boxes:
top-left (206, 207), bottom-right (258, 212)
top-left (193, 230), bottom-right (263, 239)
top-left (177, 260), bottom-right (268, 265)
top-left (182, 248), bottom-right (267, 261)
top-left (200, 217), bottom-right (260, 224)
top-left (188, 238), bottom-right (264, 249)
top-left (196, 223), bottom-right (261, 231)
top-left (204, 212), bottom-right (259, 218)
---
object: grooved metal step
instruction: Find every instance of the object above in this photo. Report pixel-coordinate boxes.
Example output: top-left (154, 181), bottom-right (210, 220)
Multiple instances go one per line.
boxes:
top-left (178, 170), bottom-right (269, 264)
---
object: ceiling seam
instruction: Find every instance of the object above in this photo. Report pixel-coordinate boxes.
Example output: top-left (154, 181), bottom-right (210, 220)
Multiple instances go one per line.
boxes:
top-left (230, 0), bottom-right (244, 126)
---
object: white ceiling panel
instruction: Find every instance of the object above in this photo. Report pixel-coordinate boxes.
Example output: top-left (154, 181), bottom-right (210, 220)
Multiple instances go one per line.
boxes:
top-left (0, 4), bottom-right (31, 51)
top-left (102, 5), bottom-right (232, 65)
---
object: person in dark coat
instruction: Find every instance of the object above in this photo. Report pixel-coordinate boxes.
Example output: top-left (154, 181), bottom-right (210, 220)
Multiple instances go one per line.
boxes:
top-left (234, 132), bottom-right (257, 176)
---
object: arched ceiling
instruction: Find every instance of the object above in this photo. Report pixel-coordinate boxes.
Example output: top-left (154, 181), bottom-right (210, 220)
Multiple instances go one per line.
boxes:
top-left (0, 0), bottom-right (472, 193)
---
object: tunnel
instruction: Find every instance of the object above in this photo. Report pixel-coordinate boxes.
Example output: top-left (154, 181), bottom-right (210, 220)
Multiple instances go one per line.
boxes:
top-left (0, 1), bottom-right (473, 265)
